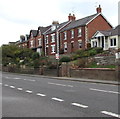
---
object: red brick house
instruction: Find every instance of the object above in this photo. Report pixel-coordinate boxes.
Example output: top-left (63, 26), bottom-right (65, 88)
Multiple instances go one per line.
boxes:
top-left (18, 35), bottom-right (29, 48)
top-left (60, 5), bottom-right (112, 54)
top-left (18, 5), bottom-right (113, 56)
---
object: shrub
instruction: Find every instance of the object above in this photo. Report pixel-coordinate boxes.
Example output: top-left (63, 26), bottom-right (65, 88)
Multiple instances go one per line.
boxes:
top-left (59, 56), bottom-right (71, 62)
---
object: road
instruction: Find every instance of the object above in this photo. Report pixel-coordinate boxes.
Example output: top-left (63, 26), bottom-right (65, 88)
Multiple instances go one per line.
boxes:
top-left (1, 72), bottom-right (120, 117)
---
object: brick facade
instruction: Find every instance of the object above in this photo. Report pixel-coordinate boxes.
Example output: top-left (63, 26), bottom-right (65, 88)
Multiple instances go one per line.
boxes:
top-left (17, 5), bottom-right (113, 56)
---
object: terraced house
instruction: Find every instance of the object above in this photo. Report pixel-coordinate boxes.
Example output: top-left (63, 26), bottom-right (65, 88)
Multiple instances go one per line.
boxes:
top-left (18, 5), bottom-right (113, 56)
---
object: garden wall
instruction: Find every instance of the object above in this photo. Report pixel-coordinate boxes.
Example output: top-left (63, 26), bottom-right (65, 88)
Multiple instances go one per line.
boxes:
top-left (70, 68), bottom-right (117, 81)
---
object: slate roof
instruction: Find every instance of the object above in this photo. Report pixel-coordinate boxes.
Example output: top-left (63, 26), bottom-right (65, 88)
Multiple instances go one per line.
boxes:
top-left (99, 25), bottom-right (120, 36)
top-left (38, 25), bottom-right (51, 34)
top-left (45, 21), bottom-right (69, 35)
top-left (30, 30), bottom-right (38, 37)
top-left (60, 13), bottom-right (98, 32)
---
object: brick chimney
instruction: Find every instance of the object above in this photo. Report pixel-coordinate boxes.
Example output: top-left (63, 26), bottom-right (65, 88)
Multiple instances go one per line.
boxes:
top-left (68, 13), bottom-right (76, 21)
top-left (96, 5), bottom-right (102, 13)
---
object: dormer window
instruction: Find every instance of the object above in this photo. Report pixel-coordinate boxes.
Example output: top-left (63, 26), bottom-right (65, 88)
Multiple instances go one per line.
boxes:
top-left (30, 40), bottom-right (33, 47)
top-left (31, 33), bottom-right (33, 38)
top-left (38, 30), bottom-right (41, 36)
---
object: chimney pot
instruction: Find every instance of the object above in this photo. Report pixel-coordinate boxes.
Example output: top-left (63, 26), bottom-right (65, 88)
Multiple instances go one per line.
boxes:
top-left (96, 5), bottom-right (102, 13)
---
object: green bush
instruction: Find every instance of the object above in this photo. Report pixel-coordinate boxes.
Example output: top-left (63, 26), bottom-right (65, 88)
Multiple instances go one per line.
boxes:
top-left (59, 56), bottom-right (71, 62)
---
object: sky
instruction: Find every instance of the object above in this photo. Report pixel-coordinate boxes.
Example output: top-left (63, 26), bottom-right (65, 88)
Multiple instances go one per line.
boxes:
top-left (0, 0), bottom-right (119, 46)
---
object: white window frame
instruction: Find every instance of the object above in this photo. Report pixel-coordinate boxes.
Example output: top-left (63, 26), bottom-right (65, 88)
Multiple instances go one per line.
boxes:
top-left (64, 31), bottom-right (67, 40)
top-left (64, 42), bottom-right (67, 52)
top-left (51, 44), bottom-right (55, 54)
top-left (51, 33), bottom-right (55, 43)
top-left (30, 40), bottom-right (33, 47)
top-left (78, 28), bottom-right (82, 37)
top-left (110, 38), bottom-right (116, 47)
top-left (46, 35), bottom-right (48, 44)
top-left (78, 40), bottom-right (82, 48)
top-left (38, 38), bottom-right (42, 46)
top-left (71, 29), bottom-right (74, 38)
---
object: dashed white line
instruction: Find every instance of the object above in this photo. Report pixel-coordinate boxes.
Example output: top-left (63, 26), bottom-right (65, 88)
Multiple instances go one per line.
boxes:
top-left (10, 86), bottom-right (15, 88)
top-left (101, 111), bottom-right (120, 118)
top-left (14, 78), bottom-right (21, 79)
top-left (90, 88), bottom-right (120, 94)
top-left (51, 97), bottom-right (64, 102)
top-left (36, 93), bottom-right (46, 97)
top-left (25, 90), bottom-right (33, 93)
top-left (0, 83), bottom-right (2, 85)
top-left (71, 103), bottom-right (88, 108)
top-left (17, 88), bottom-right (23, 91)
top-left (48, 82), bottom-right (73, 87)
top-left (24, 79), bottom-right (35, 82)
top-left (4, 84), bottom-right (8, 86)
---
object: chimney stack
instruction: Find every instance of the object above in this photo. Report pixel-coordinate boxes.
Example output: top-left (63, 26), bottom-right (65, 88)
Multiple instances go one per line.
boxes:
top-left (96, 5), bottom-right (102, 13)
top-left (68, 13), bottom-right (76, 21)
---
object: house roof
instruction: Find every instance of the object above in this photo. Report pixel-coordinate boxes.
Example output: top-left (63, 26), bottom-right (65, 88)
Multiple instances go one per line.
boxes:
top-left (60, 13), bottom-right (99, 32)
top-left (38, 26), bottom-right (51, 34)
top-left (30, 30), bottom-right (38, 37)
top-left (45, 21), bottom-right (69, 35)
top-left (99, 25), bottom-right (120, 36)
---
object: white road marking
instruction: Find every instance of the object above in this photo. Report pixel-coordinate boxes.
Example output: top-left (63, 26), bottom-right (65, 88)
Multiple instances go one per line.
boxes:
top-left (14, 78), bottom-right (21, 79)
top-left (36, 93), bottom-right (46, 97)
top-left (10, 86), bottom-right (15, 88)
top-left (25, 90), bottom-right (33, 93)
top-left (71, 103), bottom-right (88, 108)
top-left (51, 97), bottom-right (64, 102)
top-left (0, 83), bottom-right (2, 85)
top-left (24, 79), bottom-right (35, 82)
top-left (90, 88), bottom-right (120, 94)
top-left (48, 82), bottom-right (73, 87)
top-left (101, 111), bottom-right (120, 118)
top-left (17, 88), bottom-right (23, 91)
top-left (5, 77), bottom-right (9, 79)
top-left (4, 84), bottom-right (8, 86)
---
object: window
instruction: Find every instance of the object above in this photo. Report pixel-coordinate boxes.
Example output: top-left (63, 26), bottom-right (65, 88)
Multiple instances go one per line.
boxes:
top-left (78, 40), bottom-right (82, 48)
top-left (51, 34), bottom-right (55, 43)
top-left (110, 38), bottom-right (116, 46)
top-left (30, 40), bottom-right (33, 47)
top-left (64, 42), bottom-right (67, 52)
top-left (78, 28), bottom-right (82, 37)
top-left (64, 32), bottom-right (67, 40)
top-left (71, 42), bottom-right (74, 48)
top-left (51, 45), bottom-right (55, 53)
top-left (71, 30), bottom-right (74, 38)
top-left (46, 35), bottom-right (48, 44)
top-left (38, 38), bottom-right (42, 46)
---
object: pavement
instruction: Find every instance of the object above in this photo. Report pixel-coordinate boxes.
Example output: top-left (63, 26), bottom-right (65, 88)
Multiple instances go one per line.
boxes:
top-left (3, 72), bottom-right (120, 85)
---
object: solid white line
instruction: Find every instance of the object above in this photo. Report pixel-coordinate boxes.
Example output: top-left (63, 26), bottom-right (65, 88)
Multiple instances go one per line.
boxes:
top-left (25, 90), bottom-right (33, 93)
top-left (48, 82), bottom-right (73, 87)
top-left (4, 84), bottom-right (8, 86)
top-left (71, 103), bottom-right (88, 108)
top-left (10, 86), bottom-right (15, 88)
top-left (101, 111), bottom-right (120, 118)
top-left (90, 88), bottom-right (120, 94)
top-left (51, 97), bottom-right (64, 102)
top-left (36, 93), bottom-right (46, 96)
top-left (17, 88), bottom-right (23, 91)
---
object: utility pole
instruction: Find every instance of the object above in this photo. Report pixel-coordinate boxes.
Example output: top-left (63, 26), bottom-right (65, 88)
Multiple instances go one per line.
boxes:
top-left (56, 30), bottom-right (59, 77)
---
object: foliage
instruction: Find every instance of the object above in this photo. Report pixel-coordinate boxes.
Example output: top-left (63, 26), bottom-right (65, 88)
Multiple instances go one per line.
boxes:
top-left (71, 47), bottom-right (103, 60)
top-left (1, 45), bottom-right (34, 67)
top-left (59, 56), bottom-right (71, 62)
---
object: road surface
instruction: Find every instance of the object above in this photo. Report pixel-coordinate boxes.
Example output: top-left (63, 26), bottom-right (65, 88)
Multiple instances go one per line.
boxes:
top-left (1, 72), bottom-right (120, 117)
